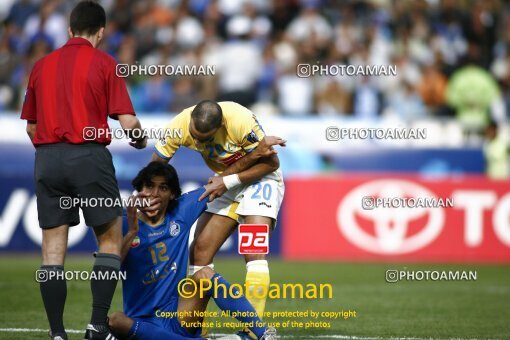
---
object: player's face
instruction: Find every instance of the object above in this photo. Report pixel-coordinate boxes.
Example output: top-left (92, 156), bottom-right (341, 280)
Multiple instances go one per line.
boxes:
top-left (189, 120), bottom-right (219, 144)
top-left (141, 176), bottom-right (175, 213)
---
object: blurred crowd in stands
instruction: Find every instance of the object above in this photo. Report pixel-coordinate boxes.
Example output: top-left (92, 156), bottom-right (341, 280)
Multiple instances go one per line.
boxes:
top-left (1, 0), bottom-right (510, 131)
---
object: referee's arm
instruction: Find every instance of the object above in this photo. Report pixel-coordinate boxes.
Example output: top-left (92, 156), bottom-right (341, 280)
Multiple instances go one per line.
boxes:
top-left (21, 68), bottom-right (37, 144)
top-left (106, 58), bottom-right (147, 149)
top-left (26, 121), bottom-right (36, 142)
top-left (118, 114), bottom-right (146, 149)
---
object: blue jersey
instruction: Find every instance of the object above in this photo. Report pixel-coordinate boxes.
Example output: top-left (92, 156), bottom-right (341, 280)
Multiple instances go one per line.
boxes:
top-left (121, 188), bottom-right (207, 318)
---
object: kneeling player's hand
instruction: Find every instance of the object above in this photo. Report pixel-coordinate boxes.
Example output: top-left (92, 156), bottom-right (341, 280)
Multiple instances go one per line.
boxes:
top-left (199, 177), bottom-right (227, 202)
top-left (136, 192), bottom-right (162, 218)
top-left (126, 195), bottom-right (140, 234)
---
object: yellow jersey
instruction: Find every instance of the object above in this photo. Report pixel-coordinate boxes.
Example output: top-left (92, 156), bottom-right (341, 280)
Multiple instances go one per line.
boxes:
top-left (155, 101), bottom-right (266, 174)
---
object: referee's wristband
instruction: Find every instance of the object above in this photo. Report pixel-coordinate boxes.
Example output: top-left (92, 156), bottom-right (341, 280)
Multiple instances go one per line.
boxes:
top-left (222, 174), bottom-right (241, 190)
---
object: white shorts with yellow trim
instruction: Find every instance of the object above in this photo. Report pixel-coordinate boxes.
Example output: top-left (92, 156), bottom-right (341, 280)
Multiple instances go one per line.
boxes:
top-left (206, 170), bottom-right (285, 224)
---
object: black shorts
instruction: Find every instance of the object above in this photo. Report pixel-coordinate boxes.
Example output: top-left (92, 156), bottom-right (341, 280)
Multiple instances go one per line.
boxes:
top-left (34, 143), bottom-right (122, 229)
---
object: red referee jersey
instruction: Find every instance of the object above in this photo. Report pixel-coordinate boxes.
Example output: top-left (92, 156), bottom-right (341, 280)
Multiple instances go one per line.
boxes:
top-left (20, 37), bottom-right (135, 145)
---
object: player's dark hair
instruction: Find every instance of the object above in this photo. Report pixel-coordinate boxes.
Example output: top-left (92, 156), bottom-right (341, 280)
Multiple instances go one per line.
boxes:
top-left (191, 100), bottom-right (223, 133)
top-left (132, 162), bottom-right (182, 213)
top-left (70, 1), bottom-right (106, 36)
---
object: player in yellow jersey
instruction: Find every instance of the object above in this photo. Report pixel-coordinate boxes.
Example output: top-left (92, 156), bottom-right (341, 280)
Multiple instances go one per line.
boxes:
top-left (151, 100), bottom-right (285, 337)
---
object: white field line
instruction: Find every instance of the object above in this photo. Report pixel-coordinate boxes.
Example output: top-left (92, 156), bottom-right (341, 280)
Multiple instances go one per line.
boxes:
top-left (0, 328), bottom-right (434, 339)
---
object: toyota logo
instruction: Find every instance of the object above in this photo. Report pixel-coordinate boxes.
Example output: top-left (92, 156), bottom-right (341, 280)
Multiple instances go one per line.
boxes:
top-left (337, 179), bottom-right (444, 254)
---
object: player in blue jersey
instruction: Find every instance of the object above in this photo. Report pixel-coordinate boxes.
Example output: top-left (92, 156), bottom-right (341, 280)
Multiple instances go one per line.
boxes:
top-left (106, 162), bottom-right (276, 340)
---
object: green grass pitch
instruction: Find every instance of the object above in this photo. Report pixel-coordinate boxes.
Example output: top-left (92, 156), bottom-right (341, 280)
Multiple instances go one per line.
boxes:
top-left (0, 255), bottom-right (509, 339)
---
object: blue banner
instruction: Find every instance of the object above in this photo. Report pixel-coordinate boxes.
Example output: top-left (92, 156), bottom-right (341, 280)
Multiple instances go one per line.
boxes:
top-left (0, 175), bottom-right (282, 255)
top-left (0, 141), bottom-right (480, 254)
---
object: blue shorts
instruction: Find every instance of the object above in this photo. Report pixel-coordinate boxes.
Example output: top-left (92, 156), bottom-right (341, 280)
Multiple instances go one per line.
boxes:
top-left (128, 316), bottom-right (201, 340)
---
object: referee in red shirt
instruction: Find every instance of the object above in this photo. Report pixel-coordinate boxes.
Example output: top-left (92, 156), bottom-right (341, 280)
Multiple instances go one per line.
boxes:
top-left (20, 2), bottom-right (146, 340)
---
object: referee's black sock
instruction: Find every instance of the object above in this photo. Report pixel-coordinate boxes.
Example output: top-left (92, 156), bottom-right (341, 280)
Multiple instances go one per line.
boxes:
top-left (39, 265), bottom-right (67, 335)
top-left (90, 253), bottom-right (121, 325)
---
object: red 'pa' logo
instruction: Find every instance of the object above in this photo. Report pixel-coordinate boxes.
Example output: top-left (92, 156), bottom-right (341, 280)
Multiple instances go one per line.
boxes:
top-left (238, 224), bottom-right (269, 254)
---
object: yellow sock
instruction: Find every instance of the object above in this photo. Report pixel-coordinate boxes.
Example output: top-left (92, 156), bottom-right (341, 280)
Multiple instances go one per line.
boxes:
top-left (244, 260), bottom-right (270, 338)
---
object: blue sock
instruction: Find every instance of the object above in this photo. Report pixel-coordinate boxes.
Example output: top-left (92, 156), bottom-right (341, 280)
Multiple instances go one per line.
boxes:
top-left (128, 319), bottom-right (197, 340)
top-left (207, 273), bottom-right (266, 339)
